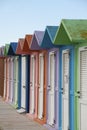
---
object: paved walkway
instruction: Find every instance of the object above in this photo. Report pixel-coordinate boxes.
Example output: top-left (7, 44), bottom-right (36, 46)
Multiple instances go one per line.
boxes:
top-left (0, 97), bottom-right (48, 130)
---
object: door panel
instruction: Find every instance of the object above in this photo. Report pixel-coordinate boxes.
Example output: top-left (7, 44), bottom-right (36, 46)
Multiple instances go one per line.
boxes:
top-left (14, 57), bottom-right (19, 106)
top-left (38, 54), bottom-right (44, 119)
top-left (48, 52), bottom-right (55, 125)
top-left (4, 59), bottom-right (6, 98)
top-left (30, 55), bottom-right (35, 114)
top-left (9, 58), bottom-right (13, 102)
top-left (10, 58), bottom-right (14, 102)
top-left (62, 50), bottom-right (69, 130)
top-left (78, 49), bottom-right (87, 130)
top-left (21, 56), bottom-right (26, 108)
top-left (7, 59), bottom-right (10, 100)
top-left (13, 58), bottom-right (16, 103)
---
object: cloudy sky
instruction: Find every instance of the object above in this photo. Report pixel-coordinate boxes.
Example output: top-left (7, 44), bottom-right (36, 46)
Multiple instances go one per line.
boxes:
top-left (0, 0), bottom-right (87, 45)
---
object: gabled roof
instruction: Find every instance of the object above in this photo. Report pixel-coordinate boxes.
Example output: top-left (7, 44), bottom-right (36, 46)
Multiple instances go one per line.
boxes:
top-left (1, 46), bottom-right (5, 56)
top-left (40, 26), bottom-right (58, 48)
top-left (7, 42), bottom-right (18, 56)
top-left (16, 35), bottom-right (36, 54)
top-left (22, 35), bottom-right (33, 53)
top-left (25, 35), bottom-right (33, 48)
top-left (4, 44), bottom-right (10, 56)
top-left (54, 19), bottom-right (87, 45)
top-left (0, 46), bottom-right (4, 56)
top-left (16, 38), bottom-right (25, 54)
top-left (30, 31), bottom-right (44, 50)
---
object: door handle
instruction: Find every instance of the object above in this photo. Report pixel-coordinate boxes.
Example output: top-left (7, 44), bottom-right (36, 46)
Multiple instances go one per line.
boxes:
top-left (61, 88), bottom-right (64, 94)
top-left (23, 85), bottom-right (26, 88)
top-left (47, 85), bottom-right (51, 90)
top-left (77, 91), bottom-right (80, 94)
top-left (38, 83), bottom-right (40, 88)
top-left (77, 91), bottom-right (80, 98)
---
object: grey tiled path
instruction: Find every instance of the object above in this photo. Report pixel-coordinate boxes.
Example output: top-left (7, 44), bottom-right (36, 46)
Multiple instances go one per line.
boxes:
top-left (0, 97), bottom-right (48, 130)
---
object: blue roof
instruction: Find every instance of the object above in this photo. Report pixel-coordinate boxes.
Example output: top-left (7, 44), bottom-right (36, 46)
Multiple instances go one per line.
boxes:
top-left (7, 42), bottom-right (18, 55)
top-left (40, 26), bottom-right (59, 48)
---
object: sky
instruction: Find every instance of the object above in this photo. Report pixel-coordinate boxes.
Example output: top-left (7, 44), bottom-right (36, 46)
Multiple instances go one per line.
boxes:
top-left (0, 0), bottom-right (87, 46)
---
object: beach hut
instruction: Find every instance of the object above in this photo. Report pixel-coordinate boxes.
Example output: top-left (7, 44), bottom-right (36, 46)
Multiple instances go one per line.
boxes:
top-left (54, 19), bottom-right (87, 130)
top-left (15, 38), bottom-right (24, 109)
top-left (54, 19), bottom-right (75, 130)
top-left (7, 42), bottom-right (19, 108)
top-left (30, 31), bottom-right (48, 124)
top-left (40, 26), bottom-right (59, 130)
top-left (75, 43), bottom-right (87, 130)
top-left (16, 35), bottom-right (32, 113)
top-left (27, 31), bottom-right (44, 121)
top-left (3, 44), bottom-right (10, 101)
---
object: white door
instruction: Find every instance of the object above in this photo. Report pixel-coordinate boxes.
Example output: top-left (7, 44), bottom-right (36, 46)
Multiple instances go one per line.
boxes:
top-left (4, 59), bottom-right (6, 98)
top-left (14, 57), bottom-right (19, 106)
top-left (47, 52), bottom-right (55, 125)
top-left (78, 47), bottom-right (87, 130)
top-left (13, 58), bottom-right (16, 103)
top-left (9, 59), bottom-right (11, 101)
top-left (7, 58), bottom-right (10, 100)
top-left (10, 58), bottom-right (14, 102)
top-left (38, 54), bottom-right (44, 119)
top-left (62, 50), bottom-right (70, 130)
top-left (21, 56), bottom-right (26, 108)
top-left (30, 55), bottom-right (35, 114)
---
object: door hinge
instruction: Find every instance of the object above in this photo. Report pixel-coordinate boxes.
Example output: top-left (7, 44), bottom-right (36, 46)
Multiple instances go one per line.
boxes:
top-left (42, 113), bottom-right (44, 117)
top-left (34, 56), bottom-right (36, 60)
top-left (54, 53), bottom-right (56, 57)
top-left (68, 127), bottom-right (70, 130)
top-left (69, 51), bottom-right (70, 56)
top-left (54, 119), bottom-right (56, 124)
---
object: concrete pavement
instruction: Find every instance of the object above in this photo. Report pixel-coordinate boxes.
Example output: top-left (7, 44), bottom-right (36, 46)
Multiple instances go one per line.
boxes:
top-left (0, 97), bottom-right (48, 130)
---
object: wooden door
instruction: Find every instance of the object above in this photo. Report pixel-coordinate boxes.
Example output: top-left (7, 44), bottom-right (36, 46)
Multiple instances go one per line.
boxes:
top-left (21, 56), bottom-right (26, 108)
top-left (6, 58), bottom-right (10, 100)
top-left (9, 58), bottom-right (12, 101)
top-left (30, 55), bottom-right (35, 114)
top-left (13, 58), bottom-right (16, 103)
top-left (4, 59), bottom-right (6, 99)
top-left (10, 58), bottom-right (14, 102)
top-left (14, 57), bottom-right (19, 106)
top-left (62, 50), bottom-right (70, 130)
top-left (38, 54), bottom-right (44, 119)
top-left (47, 52), bottom-right (55, 125)
top-left (78, 47), bottom-right (87, 130)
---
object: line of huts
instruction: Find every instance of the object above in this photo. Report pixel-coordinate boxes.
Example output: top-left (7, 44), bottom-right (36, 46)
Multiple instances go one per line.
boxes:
top-left (0, 19), bottom-right (87, 130)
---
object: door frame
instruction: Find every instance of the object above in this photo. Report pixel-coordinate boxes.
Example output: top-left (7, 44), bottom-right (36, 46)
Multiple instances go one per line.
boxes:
top-left (21, 55), bottom-right (30, 112)
top-left (30, 54), bottom-right (36, 114)
top-left (18, 56), bottom-right (21, 109)
top-left (47, 48), bottom-right (59, 129)
top-left (59, 46), bottom-right (74, 130)
top-left (38, 53), bottom-right (44, 119)
top-left (62, 49), bottom-right (70, 130)
top-left (75, 44), bottom-right (87, 130)
top-left (35, 50), bottom-right (47, 124)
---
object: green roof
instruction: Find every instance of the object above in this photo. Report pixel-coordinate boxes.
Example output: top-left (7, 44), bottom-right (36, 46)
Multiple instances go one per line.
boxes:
top-left (54, 19), bottom-right (87, 45)
top-left (4, 44), bottom-right (10, 56)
